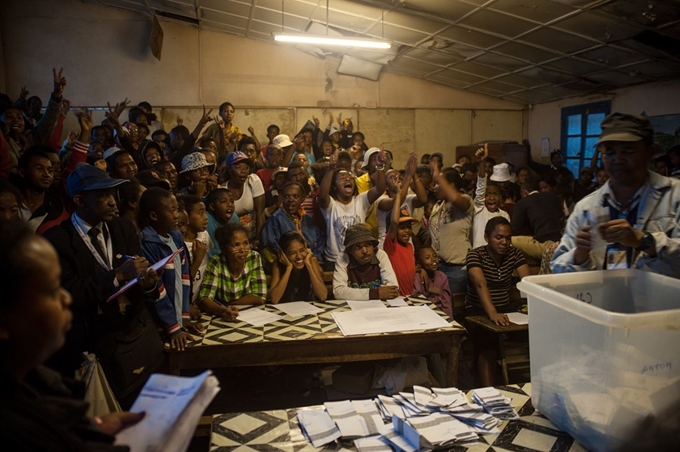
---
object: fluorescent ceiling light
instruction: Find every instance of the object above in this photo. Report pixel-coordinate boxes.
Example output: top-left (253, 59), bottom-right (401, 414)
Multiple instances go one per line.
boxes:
top-left (274, 33), bottom-right (391, 49)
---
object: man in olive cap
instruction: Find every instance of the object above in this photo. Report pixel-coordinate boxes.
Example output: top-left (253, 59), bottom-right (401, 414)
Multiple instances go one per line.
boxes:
top-left (551, 113), bottom-right (680, 278)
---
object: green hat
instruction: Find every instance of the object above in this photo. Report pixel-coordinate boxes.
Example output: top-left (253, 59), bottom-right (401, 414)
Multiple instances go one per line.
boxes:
top-left (597, 112), bottom-right (654, 145)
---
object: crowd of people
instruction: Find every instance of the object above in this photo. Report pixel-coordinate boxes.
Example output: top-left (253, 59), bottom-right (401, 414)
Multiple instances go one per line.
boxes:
top-left (2, 68), bottom-right (680, 448)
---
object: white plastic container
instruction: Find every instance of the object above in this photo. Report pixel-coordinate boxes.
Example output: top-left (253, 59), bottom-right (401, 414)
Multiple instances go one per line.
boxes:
top-left (518, 270), bottom-right (680, 451)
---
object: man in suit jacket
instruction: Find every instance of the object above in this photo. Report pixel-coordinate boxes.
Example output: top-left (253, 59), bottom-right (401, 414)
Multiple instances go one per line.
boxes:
top-left (45, 164), bottom-right (164, 407)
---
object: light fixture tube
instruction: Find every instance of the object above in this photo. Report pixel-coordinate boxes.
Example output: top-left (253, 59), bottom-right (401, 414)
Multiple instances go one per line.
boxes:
top-left (274, 33), bottom-right (391, 49)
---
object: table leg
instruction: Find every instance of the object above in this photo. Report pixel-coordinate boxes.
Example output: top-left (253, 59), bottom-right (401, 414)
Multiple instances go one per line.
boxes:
top-left (498, 334), bottom-right (509, 385)
top-left (446, 339), bottom-right (460, 387)
top-left (167, 352), bottom-right (180, 376)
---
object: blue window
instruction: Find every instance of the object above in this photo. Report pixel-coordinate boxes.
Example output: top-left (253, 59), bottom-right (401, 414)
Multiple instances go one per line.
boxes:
top-left (561, 101), bottom-right (611, 175)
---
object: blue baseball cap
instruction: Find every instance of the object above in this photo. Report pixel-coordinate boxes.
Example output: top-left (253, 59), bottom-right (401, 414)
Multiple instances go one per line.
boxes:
top-left (67, 164), bottom-right (128, 198)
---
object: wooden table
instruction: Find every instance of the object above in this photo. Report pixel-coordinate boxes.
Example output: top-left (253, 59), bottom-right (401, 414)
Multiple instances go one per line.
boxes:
top-left (465, 315), bottom-right (529, 385)
top-left (210, 383), bottom-right (582, 452)
top-left (168, 299), bottom-right (466, 386)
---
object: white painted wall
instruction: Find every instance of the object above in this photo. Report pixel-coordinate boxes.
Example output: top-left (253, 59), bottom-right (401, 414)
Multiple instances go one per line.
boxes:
top-left (0, 0), bottom-right (529, 165)
top-left (528, 79), bottom-right (680, 162)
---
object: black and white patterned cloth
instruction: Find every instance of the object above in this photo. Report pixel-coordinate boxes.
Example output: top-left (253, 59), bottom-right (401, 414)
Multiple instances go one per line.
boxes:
top-left (210, 384), bottom-right (588, 452)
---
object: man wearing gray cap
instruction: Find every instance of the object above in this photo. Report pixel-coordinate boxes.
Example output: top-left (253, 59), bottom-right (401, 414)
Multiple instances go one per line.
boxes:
top-left (551, 113), bottom-right (680, 277)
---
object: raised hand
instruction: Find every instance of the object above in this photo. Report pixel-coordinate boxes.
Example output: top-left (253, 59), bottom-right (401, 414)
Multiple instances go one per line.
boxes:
top-left (197, 105), bottom-right (213, 128)
top-left (60, 99), bottom-right (71, 117)
top-left (475, 143), bottom-right (488, 160)
top-left (313, 116), bottom-right (320, 128)
top-left (248, 125), bottom-right (255, 136)
top-left (52, 67), bottom-right (67, 97)
top-left (76, 108), bottom-right (93, 132)
top-left (20, 86), bottom-right (29, 99)
top-left (177, 116), bottom-right (184, 126)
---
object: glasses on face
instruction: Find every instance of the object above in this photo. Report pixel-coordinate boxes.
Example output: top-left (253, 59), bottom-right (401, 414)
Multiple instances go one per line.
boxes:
top-left (229, 243), bottom-right (250, 252)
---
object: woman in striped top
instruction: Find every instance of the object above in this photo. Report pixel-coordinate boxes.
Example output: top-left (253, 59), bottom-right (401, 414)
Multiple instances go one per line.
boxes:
top-left (465, 216), bottom-right (531, 386)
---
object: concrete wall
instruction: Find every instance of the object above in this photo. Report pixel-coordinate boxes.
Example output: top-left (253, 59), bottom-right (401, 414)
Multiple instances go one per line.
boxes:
top-left (528, 79), bottom-right (680, 162)
top-left (0, 0), bottom-right (527, 164)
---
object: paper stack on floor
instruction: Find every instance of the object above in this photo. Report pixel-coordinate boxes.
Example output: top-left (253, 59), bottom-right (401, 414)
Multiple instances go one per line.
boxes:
top-left (298, 385), bottom-right (519, 449)
top-left (471, 387), bottom-right (520, 420)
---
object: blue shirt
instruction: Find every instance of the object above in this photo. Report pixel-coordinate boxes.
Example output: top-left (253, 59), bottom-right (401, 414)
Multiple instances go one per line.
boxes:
top-left (207, 211), bottom-right (240, 258)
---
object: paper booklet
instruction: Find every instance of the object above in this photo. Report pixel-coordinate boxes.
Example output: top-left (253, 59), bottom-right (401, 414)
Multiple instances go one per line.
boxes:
top-left (115, 370), bottom-right (220, 452)
top-left (106, 248), bottom-right (183, 303)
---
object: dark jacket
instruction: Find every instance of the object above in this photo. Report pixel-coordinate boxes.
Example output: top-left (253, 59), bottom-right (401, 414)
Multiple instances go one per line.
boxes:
top-left (0, 366), bottom-right (128, 451)
top-left (44, 216), bottom-right (160, 374)
top-left (511, 191), bottom-right (565, 242)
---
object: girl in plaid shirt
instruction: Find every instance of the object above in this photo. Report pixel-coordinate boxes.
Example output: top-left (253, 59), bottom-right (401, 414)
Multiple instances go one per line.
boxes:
top-left (198, 223), bottom-right (266, 321)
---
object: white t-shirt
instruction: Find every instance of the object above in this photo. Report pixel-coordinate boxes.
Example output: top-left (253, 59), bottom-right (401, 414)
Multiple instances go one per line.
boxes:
top-left (471, 175), bottom-right (510, 248)
top-left (321, 192), bottom-right (371, 263)
top-left (223, 173), bottom-right (264, 237)
top-left (376, 193), bottom-right (417, 249)
top-left (184, 231), bottom-right (213, 303)
top-left (471, 207), bottom-right (510, 249)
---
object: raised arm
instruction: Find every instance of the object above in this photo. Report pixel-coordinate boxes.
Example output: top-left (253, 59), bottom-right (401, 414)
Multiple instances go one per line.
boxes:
top-left (366, 150), bottom-right (387, 205)
top-left (434, 167), bottom-right (470, 211)
top-left (317, 159), bottom-right (336, 209)
top-left (387, 189), bottom-right (402, 240)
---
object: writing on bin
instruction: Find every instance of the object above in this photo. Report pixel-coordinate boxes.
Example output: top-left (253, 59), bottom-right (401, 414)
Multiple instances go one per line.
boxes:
top-left (641, 362), bottom-right (672, 375)
top-left (574, 292), bottom-right (592, 304)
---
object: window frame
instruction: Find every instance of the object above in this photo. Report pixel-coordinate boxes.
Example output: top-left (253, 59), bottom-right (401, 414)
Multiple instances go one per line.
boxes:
top-left (560, 101), bottom-right (611, 175)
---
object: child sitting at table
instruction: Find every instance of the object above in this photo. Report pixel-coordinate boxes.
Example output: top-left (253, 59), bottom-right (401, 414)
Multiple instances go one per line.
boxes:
top-left (199, 223), bottom-right (265, 320)
top-left (413, 247), bottom-right (452, 318)
top-left (268, 231), bottom-right (328, 304)
top-left (333, 223), bottom-right (399, 301)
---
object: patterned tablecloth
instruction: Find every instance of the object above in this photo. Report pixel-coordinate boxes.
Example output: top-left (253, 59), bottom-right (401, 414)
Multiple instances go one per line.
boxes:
top-left (186, 298), bottom-right (464, 347)
top-left (210, 383), bottom-right (587, 452)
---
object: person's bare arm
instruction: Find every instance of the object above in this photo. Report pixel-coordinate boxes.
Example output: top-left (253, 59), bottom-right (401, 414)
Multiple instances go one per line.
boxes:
top-left (254, 194), bottom-right (265, 238)
top-left (306, 254), bottom-right (328, 301)
top-left (434, 168), bottom-right (470, 211)
top-left (269, 254), bottom-right (292, 304)
top-left (468, 266), bottom-right (509, 326)
top-left (387, 189), bottom-right (402, 240)
top-left (318, 159), bottom-right (336, 209)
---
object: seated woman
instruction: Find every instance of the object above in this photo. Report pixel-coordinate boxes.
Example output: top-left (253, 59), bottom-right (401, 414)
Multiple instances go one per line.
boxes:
top-left (465, 216), bottom-right (531, 387)
top-left (199, 223), bottom-right (266, 320)
top-left (0, 220), bottom-right (145, 449)
top-left (269, 231), bottom-right (328, 304)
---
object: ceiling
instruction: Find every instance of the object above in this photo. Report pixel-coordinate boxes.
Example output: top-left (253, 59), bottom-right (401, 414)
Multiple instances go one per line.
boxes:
top-left (84, 0), bottom-right (680, 105)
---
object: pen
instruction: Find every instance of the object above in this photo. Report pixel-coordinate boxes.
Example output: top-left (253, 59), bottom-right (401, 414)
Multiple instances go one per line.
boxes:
top-left (122, 255), bottom-right (137, 260)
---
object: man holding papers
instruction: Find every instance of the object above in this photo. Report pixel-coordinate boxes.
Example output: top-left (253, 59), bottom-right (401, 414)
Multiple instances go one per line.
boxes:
top-left (45, 165), bottom-right (164, 407)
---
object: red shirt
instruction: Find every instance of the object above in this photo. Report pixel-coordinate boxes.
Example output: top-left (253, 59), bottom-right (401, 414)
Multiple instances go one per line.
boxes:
top-left (256, 168), bottom-right (276, 192)
top-left (383, 234), bottom-right (415, 296)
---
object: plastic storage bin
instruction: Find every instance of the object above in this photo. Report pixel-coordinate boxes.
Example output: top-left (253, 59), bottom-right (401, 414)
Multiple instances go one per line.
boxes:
top-left (518, 270), bottom-right (680, 451)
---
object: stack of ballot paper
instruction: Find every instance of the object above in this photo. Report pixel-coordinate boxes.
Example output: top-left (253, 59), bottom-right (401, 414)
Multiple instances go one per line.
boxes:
top-left (323, 400), bottom-right (386, 438)
top-left (297, 408), bottom-right (341, 447)
top-left (471, 387), bottom-right (520, 420)
top-left (115, 371), bottom-right (220, 452)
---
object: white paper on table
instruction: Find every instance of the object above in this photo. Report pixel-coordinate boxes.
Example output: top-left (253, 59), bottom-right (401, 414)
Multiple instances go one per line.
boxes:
top-left (332, 306), bottom-right (451, 336)
top-left (297, 408), bottom-right (342, 447)
top-left (273, 301), bottom-right (323, 317)
top-left (354, 435), bottom-right (392, 452)
top-left (115, 371), bottom-right (220, 452)
top-left (506, 312), bottom-right (529, 325)
top-left (324, 401), bottom-right (368, 438)
top-left (387, 297), bottom-right (409, 307)
top-left (237, 307), bottom-right (283, 326)
top-left (347, 300), bottom-right (387, 311)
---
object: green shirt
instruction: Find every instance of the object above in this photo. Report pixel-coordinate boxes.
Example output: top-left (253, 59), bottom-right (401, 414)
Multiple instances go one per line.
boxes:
top-left (199, 251), bottom-right (267, 305)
